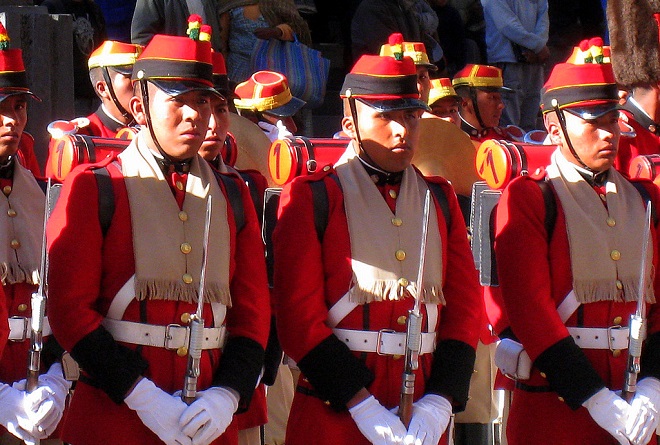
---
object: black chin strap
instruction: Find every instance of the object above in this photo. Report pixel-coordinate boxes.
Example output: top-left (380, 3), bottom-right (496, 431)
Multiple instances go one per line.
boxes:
top-left (102, 67), bottom-right (134, 125)
top-left (553, 101), bottom-right (593, 172)
top-left (140, 79), bottom-right (166, 157)
top-left (346, 90), bottom-right (365, 153)
top-left (469, 87), bottom-right (487, 130)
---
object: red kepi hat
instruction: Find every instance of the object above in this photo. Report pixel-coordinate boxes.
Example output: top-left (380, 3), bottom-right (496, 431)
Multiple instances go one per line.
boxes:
top-left (131, 16), bottom-right (221, 98)
top-left (541, 37), bottom-right (619, 120)
top-left (0, 22), bottom-right (39, 103)
top-left (341, 53), bottom-right (429, 112)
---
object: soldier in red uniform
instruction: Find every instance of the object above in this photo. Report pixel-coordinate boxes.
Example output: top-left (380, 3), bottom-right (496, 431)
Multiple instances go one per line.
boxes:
top-left (273, 51), bottom-right (482, 445)
top-left (46, 23), bottom-right (270, 445)
top-left (608, 0), bottom-right (660, 175)
top-left (452, 64), bottom-right (524, 143)
top-left (492, 40), bottom-right (660, 445)
top-left (0, 27), bottom-right (71, 445)
top-left (79, 40), bottom-right (143, 138)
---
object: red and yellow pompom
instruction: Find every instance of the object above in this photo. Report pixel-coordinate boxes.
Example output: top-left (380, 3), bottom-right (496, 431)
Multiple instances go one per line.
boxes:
top-left (0, 22), bottom-right (9, 51)
top-left (388, 33), bottom-right (404, 61)
top-left (199, 25), bottom-right (212, 43)
top-left (187, 14), bottom-right (202, 40)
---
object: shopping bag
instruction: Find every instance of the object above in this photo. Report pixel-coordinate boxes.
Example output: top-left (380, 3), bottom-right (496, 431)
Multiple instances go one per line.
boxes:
top-left (250, 36), bottom-right (330, 109)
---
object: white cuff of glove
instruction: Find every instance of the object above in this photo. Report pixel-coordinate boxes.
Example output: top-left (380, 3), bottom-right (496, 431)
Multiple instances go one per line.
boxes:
top-left (626, 378), bottom-right (660, 445)
top-left (0, 383), bottom-right (43, 444)
top-left (179, 386), bottom-right (239, 445)
top-left (349, 395), bottom-right (408, 445)
top-left (404, 394), bottom-right (452, 445)
top-left (583, 387), bottom-right (632, 445)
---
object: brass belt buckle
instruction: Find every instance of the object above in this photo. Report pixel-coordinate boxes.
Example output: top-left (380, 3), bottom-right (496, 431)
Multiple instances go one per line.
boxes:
top-left (9, 316), bottom-right (28, 342)
top-left (376, 329), bottom-right (395, 356)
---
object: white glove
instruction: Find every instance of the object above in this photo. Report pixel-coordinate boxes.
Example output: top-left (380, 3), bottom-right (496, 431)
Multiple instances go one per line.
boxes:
top-left (0, 382), bottom-right (54, 444)
top-left (404, 394), bottom-right (452, 445)
top-left (257, 120), bottom-right (293, 142)
top-left (348, 395), bottom-right (407, 445)
top-left (179, 386), bottom-right (238, 445)
top-left (124, 378), bottom-right (192, 445)
top-left (9, 363), bottom-right (73, 437)
top-left (626, 378), bottom-right (660, 445)
top-left (582, 387), bottom-right (632, 445)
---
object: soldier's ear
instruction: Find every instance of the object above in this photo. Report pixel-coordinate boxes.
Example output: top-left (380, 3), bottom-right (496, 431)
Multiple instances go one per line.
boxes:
top-left (342, 115), bottom-right (356, 139)
top-left (94, 81), bottom-right (110, 100)
top-left (130, 95), bottom-right (147, 126)
top-left (545, 113), bottom-right (562, 145)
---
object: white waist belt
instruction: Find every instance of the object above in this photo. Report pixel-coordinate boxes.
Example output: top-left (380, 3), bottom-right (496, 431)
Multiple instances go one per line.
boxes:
top-left (102, 318), bottom-right (227, 350)
top-left (9, 316), bottom-right (52, 341)
top-left (333, 328), bottom-right (436, 356)
top-left (567, 326), bottom-right (629, 350)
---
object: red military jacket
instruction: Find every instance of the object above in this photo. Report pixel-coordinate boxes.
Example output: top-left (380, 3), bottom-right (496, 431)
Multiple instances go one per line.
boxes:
top-left (78, 106), bottom-right (130, 138)
top-left (493, 174), bottom-right (660, 445)
top-left (461, 119), bottom-right (523, 144)
top-left (17, 133), bottom-right (41, 178)
top-left (273, 166), bottom-right (482, 445)
top-left (615, 109), bottom-right (660, 177)
top-left (0, 286), bottom-right (6, 359)
top-left (46, 155), bottom-right (271, 445)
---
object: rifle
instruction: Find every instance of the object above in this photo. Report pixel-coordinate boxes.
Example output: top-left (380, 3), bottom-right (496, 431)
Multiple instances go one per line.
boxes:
top-left (622, 203), bottom-right (652, 403)
top-left (181, 195), bottom-right (213, 405)
top-left (26, 179), bottom-right (53, 393)
top-left (398, 191), bottom-right (431, 427)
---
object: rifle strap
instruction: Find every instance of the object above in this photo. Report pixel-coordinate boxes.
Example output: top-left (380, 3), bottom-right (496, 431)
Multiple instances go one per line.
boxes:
top-left (92, 167), bottom-right (115, 237)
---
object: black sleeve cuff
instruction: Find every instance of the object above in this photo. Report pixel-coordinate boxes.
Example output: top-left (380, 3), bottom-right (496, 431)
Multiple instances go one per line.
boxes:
top-left (213, 336), bottom-right (265, 413)
top-left (42, 336), bottom-right (66, 370)
top-left (71, 326), bottom-right (149, 404)
top-left (534, 336), bottom-right (605, 410)
top-left (297, 335), bottom-right (374, 411)
top-left (498, 327), bottom-right (519, 342)
top-left (261, 316), bottom-right (283, 387)
top-left (426, 339), bottom-right (476, 412)
top-left (641, 331), bottom-right (660, 380)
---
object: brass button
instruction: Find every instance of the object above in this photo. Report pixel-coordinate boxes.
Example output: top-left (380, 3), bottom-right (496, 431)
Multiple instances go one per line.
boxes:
top-left (323, 165), bottom-right (331, 172)
top-left (181, 313), bottom-right (191, 324)
top-left (398, 277), bottom-right (409, 287)
top-left (324, 400), bottom-right (331, 406)
top-left (610, 250), bottom-right (621, 261)
top-left (175, 180), bottom-right (184, 191)
top-left (558, 396), bottom-right (565, 402)
top-left (391, 217), bottom-right (403, 227)
top-left (539, 372), bottom-right (547, 378)
top-left (613, 316), bottom-right (623, 325)
top-left (392, 354), bottom-right (402, 360)
top-left (615, 280), bottom-right (623, 290)
top-left (397, 315), bottom-right (407, 325)
top-left (606, 217), bottom-right (616, 227)
top-left (389, 189), bottom-right (397, 199)
top-left (599, 193), bottom-right (606, 202)
top-left (10, 239), bottom-right (20, 249)
top-left (612, 349), bottom-right (622, 358)
top-left (17, 303), bottom-right (27, 312)
top-left (178, 211), bottom-right (188, 222)
top-left (7, 208), bottom-right (16, 217)
top-left (395, 250), bottom-right (406, 261)
top-left (2, 185), bottom-right (11, 195)
top-left (182, 273), bottom-right (193, 284)
top-left (180, 243), bottom-right (192, 254)
top-left (176, 346), bottom-right (188, 357)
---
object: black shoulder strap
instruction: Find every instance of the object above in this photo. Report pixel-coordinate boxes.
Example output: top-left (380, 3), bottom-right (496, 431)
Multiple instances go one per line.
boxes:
top-left (213, 170), bottom-right (246, 232)
top-left (310, 174), bottom-right (341, 243)
top-left (536, 179), bottom-right (557, 240)
top-left (427, 181), bottom-right (451, 232)
top-left (632, 181), bottom-right (659, 225)
top-left (238, 171), bottom-right (263, 223)
top-left (92, 167), bottom-right (115, 237)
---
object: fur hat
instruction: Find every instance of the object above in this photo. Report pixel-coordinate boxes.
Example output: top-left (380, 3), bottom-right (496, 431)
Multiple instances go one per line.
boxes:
top-left (607, 0), bottom-right (660, 88)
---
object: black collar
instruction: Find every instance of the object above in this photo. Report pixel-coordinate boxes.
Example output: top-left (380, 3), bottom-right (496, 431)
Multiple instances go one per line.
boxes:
top-left (575, 165), bottom-right (609, 187)
top-left (95, 105), bottom-right (128, 133)
top-left (460, 118), bottom-right (489, 139)
top-left (622, 99), bottom-right (660, 136)
top-left (0, 156), bottom-right (14, 180)
top-left (154, 155), bottom-right (193, 176)
top-left (359, 157), bottom-right (404, 186)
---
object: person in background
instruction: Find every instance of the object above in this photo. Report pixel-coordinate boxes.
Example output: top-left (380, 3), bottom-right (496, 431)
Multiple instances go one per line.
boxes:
top-left (218, 0), bottom-right (312, 84)
top-left (453, 64), bottom-right (524, 143)
top-left (78, 40), bottom-right (142, 137)
top-left (233, 70), bottom-right (305, 142)
top-left (482, 0), bottom-right (549, 132)
top-left (428, 78), bottom-right (461, 127)
top-left (94, 0), bottom-right (136, 42)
